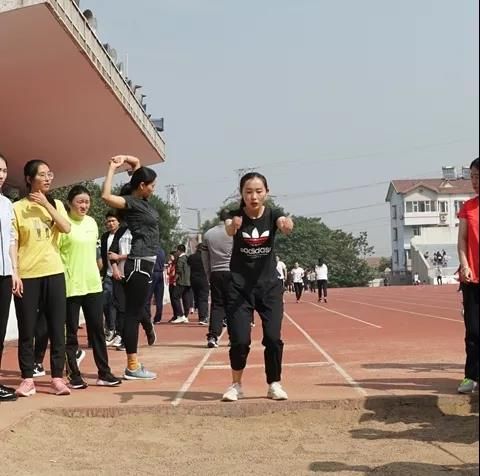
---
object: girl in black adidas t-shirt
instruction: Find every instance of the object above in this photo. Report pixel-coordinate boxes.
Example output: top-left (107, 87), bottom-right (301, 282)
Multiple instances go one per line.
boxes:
top-left (222, 172), bottom-right (293, 402)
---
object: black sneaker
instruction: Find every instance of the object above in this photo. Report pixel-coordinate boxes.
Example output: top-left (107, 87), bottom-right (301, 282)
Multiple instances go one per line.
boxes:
top-left (68, 375), bottom-right (88, 390)
top-left (33, 363), bottom-right (46, 378)
top-left (0, 384), bottom-right (17, 401)
top-left (145, 326), bottom-right (156, 346)
top-left (116, 342), bottom-right (126, 351)
top-left (96, 373), bottom-right (122, 387)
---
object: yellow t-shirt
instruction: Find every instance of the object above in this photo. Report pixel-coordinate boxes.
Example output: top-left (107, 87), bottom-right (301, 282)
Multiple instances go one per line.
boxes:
top-left (13, 198), bottom-right (68, 279)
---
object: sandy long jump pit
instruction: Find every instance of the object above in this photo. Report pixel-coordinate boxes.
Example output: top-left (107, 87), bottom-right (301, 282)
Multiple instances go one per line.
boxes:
top-left (0, 396), bottom-right (478, 476)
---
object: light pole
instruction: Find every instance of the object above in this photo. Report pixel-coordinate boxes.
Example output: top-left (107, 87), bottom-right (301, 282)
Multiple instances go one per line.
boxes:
top-left (185, 207), bottom-right (202, 243)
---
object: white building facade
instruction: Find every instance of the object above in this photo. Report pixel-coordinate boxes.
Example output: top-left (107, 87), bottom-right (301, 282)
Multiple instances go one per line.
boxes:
top-left (385, 166), bottom-right (475, 273)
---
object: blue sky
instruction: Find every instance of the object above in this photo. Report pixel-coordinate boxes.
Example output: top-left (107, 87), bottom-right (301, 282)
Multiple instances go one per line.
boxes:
top-left (82, 0), bottom-right (478, 256)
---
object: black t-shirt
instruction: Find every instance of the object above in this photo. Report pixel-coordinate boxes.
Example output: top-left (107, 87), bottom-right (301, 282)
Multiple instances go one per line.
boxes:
top-left (123, 195), bottom-right (159, 257)
top-left (229, 206), bottom-right (282, 285)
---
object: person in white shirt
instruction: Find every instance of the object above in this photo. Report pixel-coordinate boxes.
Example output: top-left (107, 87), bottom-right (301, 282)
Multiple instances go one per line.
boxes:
top-left (291, 262), bottom-right (305, 303)
top-left (315, 259), bottom-right (328, 303)
top-left (276, 256), bottom-right (287, 288)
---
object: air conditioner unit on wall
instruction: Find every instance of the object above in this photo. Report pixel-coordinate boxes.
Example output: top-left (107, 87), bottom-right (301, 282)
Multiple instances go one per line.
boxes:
top-left (439, 213), bottom-right (447, 223)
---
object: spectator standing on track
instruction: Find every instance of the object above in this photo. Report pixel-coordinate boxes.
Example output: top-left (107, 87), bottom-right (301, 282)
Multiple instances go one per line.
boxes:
top-left (188, 246), bottom-right (209, 325)
top-left (102, 154), bottom-right (159, 380)
top-left (0, 154), bottom-right (20, 401)
top-left (201, 209), bottom-right (233, 348)
top-left (145, 247), bottom-right (166, 324)
top-left (315, 258), bottom-right (328, 303)
top-left (291, 263), bottom-right (305, 303)
top-left (171, 244), bottom-right (192, 324)
top-left (436, 266), bottom-right (443, 286)
top-left (166, 252), bottom-right (177, 322)
top-left (60, 185), bottom-right (121, 389)
top-left (275, 256), bottom-right (287, 290)
top-left (457, 157), bottom-right (479, 394)
top-left (100, 211), bottom-right (121, 340)
top-left (13, 160), bottom-right (71, 397)
top-left (221, 172), bottom-right (293, 402)
top-left (413, 272), bottom-right (420, 285)
top-left (308, 269), bottom-right (317, 292)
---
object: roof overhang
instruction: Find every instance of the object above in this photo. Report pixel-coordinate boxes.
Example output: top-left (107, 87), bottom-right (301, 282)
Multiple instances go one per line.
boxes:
top-left (0, 1), bottom-right (165, 189)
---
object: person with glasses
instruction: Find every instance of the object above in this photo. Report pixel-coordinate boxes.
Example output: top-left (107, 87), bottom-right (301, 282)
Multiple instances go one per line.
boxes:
top-left (12, 160), bottom-right (71, 397)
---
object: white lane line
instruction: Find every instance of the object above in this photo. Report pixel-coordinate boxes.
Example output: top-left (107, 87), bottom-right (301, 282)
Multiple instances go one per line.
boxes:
top-left (307, 302), bottom-right (382, 328)
top-left (340, 299), bottom-right (463, 323)
top-left (204, 361), bottom-right (332, 370)
top-left (339, 293), bottom-right (461, 311)
top-left (284, 311), bottom-right (367, 396)
top-left (171, 329), bottom-right (226, 407)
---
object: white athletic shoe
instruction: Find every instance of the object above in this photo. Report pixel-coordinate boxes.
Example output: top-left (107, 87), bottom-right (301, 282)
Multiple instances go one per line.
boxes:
top-left (222, 383), bottom-right (244, 402)
top-left (267, 382), bottom-right (288, 400)
top-left (171, 316), bottom-right (189, 324)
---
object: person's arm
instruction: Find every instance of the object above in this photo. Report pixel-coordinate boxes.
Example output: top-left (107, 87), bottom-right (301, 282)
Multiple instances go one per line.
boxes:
top-left (28, 193), bottom-right (71, 233)
top-left (457, 218), bottom-right (472, 282)
top-left (9, 240), bottom-right (23, 297)
top-left (200, 242), bottom-right (211, 281)
top-left (101, 156), bottom-right (139, 209)
top-left (276, 216), bottom-right (294, 235)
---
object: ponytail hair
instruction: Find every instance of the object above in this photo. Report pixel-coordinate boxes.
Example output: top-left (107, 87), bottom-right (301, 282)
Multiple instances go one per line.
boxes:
top-left (23, 159), bottom-right (56, 209)
top-left (130, 167), bottom-right (157, 192)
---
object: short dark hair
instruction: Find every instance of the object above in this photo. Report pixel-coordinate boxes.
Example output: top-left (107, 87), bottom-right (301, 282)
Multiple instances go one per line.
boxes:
top-left (105, 209), bottom-right (119, 219)
top-left (177, 244), bottom-right (186, 252)
top-left (470, 157), bottom-right (479, 170)
top-left (67, 185), bottom-right (90, 203)
top-left (219, 208), bottom-right (231, 222)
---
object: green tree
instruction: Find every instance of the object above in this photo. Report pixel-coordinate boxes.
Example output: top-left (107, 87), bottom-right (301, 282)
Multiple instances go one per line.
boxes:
top-left (377, 256), bottom-right (392, 273)
top-left (275, 217), bottom-right (375, 287)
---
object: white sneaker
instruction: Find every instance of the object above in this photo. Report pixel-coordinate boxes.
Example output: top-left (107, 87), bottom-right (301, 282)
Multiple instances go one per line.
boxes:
top-left (267, 382), bottom-right (288, 400)
top-left (111, 335), bottom-right (123, 348)
top-left (171, 316), bottom-right (189, 324)
top-left (222, 383), bottom-right (244, 402)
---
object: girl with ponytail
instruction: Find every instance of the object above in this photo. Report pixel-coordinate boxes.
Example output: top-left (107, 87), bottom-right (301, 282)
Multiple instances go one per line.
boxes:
top-left (102, 155), bottom-right (159, 380)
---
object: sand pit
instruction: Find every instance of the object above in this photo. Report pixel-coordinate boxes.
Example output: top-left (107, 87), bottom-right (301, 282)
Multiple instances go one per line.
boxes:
top-left (0, 401), bottom-right (477, 476)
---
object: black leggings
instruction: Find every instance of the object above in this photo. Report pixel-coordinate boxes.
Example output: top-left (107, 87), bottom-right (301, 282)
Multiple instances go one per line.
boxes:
top-left (65, 293), bottom-right (111, 379)
top-left (462, 283), bottom-right (479, 381)
top-left (14, 273), bottom-right (66, 379)
top-left (123, 258), bottom-right (154, 354)
top-left (317, 280), bottom-right (328, 299)
top-left (227, 279), bottom-right (284, 384)
top-left (0, 276), bottom-right (12, 368)
top-left (293, 282), bottom-right (303, 301)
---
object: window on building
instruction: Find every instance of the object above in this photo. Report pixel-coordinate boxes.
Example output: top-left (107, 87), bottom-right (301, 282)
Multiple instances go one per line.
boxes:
top-left (439, 201), bottom-right (448, 213)
top-left (392, 205), bottom-right (397, 219)
top-left (412, 226), bottom-right (421, 236)
top-left (393, 227), bottom-right (398, 241)
top-left (454, 200), bottom-right (465, 215)
top-left (394, 249), bottom-right (399, 264)
top-left (405, 200), bottom-right (437, 213)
